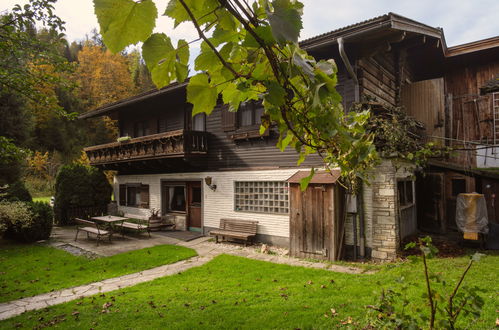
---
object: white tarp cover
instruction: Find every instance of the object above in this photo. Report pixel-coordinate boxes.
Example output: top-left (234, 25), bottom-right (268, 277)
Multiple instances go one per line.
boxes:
top-left (456, 193), bottom-right (489, 234)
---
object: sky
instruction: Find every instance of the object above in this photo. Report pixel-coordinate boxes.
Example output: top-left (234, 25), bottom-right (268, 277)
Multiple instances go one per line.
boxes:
top-left (2, 0), bottom-right (498, 48)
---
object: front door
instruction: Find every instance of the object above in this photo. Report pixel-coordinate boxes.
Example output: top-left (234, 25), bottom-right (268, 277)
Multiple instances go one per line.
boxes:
top-left (187, 182), bottom-right (202, 231)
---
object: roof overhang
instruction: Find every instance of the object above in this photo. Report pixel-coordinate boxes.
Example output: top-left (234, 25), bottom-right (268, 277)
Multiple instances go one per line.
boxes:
top-left (300, 12), bottom-right (445, 52)
top-left (287, 170), bottom-right (341, 184)
top-left (78, 81), bottom-right (188, 119)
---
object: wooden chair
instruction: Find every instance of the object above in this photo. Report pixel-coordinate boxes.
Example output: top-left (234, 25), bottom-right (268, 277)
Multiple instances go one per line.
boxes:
top-left (209, 218), bottom-right (258, 246)
top-left (74, 218), bottom-right (111, 245)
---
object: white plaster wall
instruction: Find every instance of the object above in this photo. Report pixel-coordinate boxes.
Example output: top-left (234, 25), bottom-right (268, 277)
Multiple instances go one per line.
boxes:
top-left (114, 169), bottom-right (311, 238)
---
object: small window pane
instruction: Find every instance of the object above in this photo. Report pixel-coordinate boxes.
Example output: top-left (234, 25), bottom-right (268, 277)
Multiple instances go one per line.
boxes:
top-left (192, 113), bottom-right (206, 131)
top-left (254, 106), bottom-right (264, 125)
top-left (239, 103), bottom-right (253, 126)
top-left (168, 186), bottom-right (186, 211)
top-left (191, 187), bottom-right (201, 205)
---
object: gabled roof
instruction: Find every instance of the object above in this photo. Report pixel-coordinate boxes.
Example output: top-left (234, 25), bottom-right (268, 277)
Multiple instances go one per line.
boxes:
top-left (446, 36), bottom-right (499, 57)
top-left (299, 12), bottom-right (445, 50)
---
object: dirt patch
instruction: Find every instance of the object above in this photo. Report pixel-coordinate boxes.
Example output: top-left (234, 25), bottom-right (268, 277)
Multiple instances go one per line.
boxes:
top-left (400, 234), bottom-right (467, 258)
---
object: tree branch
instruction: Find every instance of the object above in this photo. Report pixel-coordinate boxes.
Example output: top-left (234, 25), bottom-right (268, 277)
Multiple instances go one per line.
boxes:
top-left (178, 0), bottom-right (241, 79)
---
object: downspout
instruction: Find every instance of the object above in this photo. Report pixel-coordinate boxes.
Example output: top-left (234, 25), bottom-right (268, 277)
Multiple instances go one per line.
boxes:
top-left (337, 37), bottom-right (359, 102)
top-left (358, 186), bottom-right (366, 258)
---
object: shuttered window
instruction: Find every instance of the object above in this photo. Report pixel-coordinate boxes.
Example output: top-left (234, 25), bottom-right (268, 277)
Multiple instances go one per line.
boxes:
top-left (221, 105), bottom-right (237, 131)
top-left (119, 183), bottom-right (149, 208)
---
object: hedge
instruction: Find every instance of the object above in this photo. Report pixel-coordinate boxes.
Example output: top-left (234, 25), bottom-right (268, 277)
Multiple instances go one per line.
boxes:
top-left (54, 164), bottom-right (112, 225)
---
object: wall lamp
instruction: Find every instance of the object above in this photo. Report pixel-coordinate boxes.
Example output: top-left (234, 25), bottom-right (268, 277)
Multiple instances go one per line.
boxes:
top-left (204, 176), bottom-right (217, 191)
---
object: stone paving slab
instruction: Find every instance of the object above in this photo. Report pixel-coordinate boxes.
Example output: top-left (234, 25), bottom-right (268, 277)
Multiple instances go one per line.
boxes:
top-left (0, 235), bottom-right (373, 321)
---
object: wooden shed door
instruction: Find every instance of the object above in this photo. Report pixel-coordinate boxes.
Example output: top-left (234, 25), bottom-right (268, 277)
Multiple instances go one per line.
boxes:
top-left (290, 184), bottom-right (332, 260)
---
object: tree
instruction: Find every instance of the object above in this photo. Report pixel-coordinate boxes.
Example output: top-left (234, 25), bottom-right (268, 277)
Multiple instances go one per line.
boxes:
top-left (93, 0), bottom-right (378, 189)
top-left (0, 0), bottom-right (67, 105)
top-left (75, 41), bottom-right (140, 142)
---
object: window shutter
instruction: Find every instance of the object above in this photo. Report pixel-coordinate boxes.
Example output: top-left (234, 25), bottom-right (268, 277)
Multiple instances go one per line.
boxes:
top-left (119, 184), bottom-right (126, 206)
top-left (140, 184), bottom-right (150, 208)
top-left (221, 105), bottom-right (237, 131)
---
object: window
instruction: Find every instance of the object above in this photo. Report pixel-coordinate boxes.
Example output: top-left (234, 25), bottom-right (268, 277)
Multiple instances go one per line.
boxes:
top-left (238, 101), bottom-right (264, 127)
top-left (397, 180), bottom-right (415, 208)
top-left (119, 184), bottom-right (149, 208)
top-left (134, 121), bottom-right (149, 137)
top-left (451, 179), bottom-right (466, 197)
top-left (191, 186), bottom-right (201, 206)
top-left (192, 113), bottom-right (206, 131)
top-left (234, 181), bottom-right (289, 214)
top-left (165, 185), bottom-right (186, 212)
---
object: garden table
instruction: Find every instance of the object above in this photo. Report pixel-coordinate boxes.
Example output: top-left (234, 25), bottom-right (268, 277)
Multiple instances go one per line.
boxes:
top-left (91, 215), bottom-right (128, 238)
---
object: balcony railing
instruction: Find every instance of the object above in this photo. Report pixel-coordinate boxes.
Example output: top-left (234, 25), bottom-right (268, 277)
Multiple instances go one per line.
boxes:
top-left (84, 130), bottom-right (208, 165)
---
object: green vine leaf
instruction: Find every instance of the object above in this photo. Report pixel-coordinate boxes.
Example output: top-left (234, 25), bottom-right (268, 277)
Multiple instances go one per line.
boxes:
top-left (300, 168), bottom-right (315, 191)
top-left (266, 0), bottom-right (303, 44)
top-left (187, 73), bottom-right (218, 115)
top-left (94, 0), bottom-right (157, 53)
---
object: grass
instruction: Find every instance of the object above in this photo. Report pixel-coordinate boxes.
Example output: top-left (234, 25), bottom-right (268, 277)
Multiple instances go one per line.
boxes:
top-left (1, 252), bottom-right (497, 329)
top-left (32, 196), bottom-right (51, 204)
top-left (0, 242), bottom-right (197, 303)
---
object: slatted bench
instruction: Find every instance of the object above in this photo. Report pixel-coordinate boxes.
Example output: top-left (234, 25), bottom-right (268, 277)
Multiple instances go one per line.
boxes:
top-left (117, 219), bottom-right (151, 237)
top-left (74, 218), bottom-right (111, 245)
top-left (209, 218), bottom-right (258, 246)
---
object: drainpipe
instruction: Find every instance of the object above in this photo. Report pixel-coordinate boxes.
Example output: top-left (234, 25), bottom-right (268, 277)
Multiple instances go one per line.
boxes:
top-left (337, 37), bottom-right (360, 102)
top-left (358, 186), bottom-right (366, 258)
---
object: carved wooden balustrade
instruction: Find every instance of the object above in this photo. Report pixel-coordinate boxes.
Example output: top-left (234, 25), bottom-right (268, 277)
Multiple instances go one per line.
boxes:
top-left (84, 130), bottom-right (208, 165)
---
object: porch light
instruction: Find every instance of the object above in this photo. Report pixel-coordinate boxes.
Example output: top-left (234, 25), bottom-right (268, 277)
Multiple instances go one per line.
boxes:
top-left (204, 176), bottom-right (217, 191)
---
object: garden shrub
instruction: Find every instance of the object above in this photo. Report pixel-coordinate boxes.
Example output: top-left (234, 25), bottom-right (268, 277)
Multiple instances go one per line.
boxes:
top-left (0, 180), bottom-right (32, 202)
top-left (0, 137), bottom-right (27, 185)
top-left (28, 202), bottom-right (53, 241)
top-left (54, 164), bottom-right (112, 225)
top-left (0, 201), bottom-right (52, 242)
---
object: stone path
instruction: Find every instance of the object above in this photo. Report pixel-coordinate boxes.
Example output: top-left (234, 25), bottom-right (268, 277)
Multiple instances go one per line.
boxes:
top-left (0, 236), bottom-right (373, 321)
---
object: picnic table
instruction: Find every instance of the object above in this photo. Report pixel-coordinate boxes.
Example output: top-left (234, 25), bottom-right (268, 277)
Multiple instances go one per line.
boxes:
top-left (91, 215), bottom-right (128, 233)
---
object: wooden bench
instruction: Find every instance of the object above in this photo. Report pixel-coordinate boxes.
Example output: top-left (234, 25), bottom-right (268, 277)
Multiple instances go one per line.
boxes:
top-left (74, 218), bottom-right (111, 245)
top-left (209, 219), bottom-right (258, 246)
top-left (117, 219), bottom-right (151, 237)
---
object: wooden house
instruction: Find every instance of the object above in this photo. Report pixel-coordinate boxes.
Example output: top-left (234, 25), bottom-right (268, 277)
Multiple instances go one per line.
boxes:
top-left (81, 13), bottom-right (497, 260)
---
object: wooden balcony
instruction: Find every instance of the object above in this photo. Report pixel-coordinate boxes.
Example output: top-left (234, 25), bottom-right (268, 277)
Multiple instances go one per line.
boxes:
top-left (84, 130), bottom-right (208, 165)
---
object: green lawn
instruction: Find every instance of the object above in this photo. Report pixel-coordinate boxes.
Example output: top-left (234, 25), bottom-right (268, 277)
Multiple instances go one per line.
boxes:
top-left (32, 196), bottom-right (51, 204)
top-left (1, 253), bottom-right (497, 329)
top-left (0, 243), bottom-right (197, 303)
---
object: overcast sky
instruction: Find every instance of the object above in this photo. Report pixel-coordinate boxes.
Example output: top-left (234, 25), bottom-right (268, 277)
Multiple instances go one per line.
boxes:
top-left (2, 0), bottom-right (498, 47)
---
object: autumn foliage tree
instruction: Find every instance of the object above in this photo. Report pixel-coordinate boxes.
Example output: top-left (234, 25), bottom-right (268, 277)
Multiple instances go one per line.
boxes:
top-left (75, 42), bottom-right (136, 141)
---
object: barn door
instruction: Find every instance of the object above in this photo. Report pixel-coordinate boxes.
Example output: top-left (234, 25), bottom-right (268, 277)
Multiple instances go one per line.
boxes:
top-left (417, 173), bottom-right (445, 233)
top-left (290, 184), bottom-right (332, 260)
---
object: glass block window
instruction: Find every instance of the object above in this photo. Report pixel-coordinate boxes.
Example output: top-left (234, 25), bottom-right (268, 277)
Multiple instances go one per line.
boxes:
top-left (234, 181), bottom-right (289, 214)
